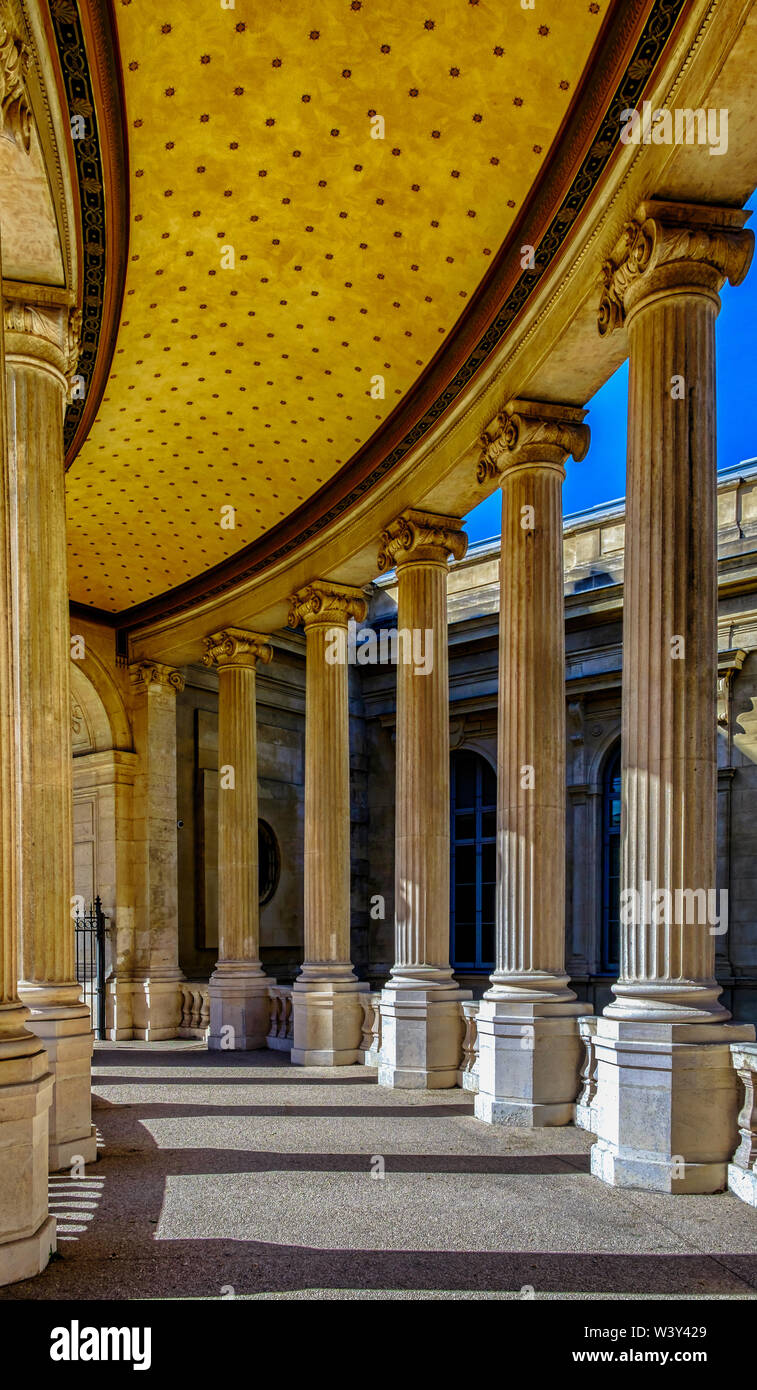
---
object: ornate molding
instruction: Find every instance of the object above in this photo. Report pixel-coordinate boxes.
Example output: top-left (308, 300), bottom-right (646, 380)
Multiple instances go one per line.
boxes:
top-left (598, 200), bottom-right (754, 335)
top-left (128, 660), bottom-right (184, 695)
top-left (0, 6), bottom-right (31, 153)
top-left (202, 627), bottom-right (273, 671)
top-left (288, 580), bottom-right (368, 629)
top-left (377, 509), bottom-right (468, 572)
top-left (478, 400), bottom-right (589, 483)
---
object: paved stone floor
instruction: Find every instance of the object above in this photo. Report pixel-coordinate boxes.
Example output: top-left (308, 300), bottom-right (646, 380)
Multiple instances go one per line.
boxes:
top-left (3, 1041), bottom-right (757, 1301)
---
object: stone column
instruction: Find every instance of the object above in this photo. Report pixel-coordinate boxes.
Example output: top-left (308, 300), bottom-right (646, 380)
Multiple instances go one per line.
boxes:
top-left (288, 582), bottom-right (368, 1064)
top-left (473, 402), bottom-right (590, 1123)
top-left (592, 200), bottom-right (755, 1191)
top-left (5, 285), bottom-right (97, 1170)
top-left (202, 628), bottom-right (273, 1049)
top-left (128, 661), bottom-right (185, 1040)
top-left (377, 510), bottom-right (470, 1088)
top-left (0, 235), bottom-right (55, 1277)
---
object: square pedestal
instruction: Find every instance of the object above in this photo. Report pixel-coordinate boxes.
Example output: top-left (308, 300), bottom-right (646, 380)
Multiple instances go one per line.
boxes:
top-left (0, 1039), bottom-right (56, 1286)
top-left (208, 972), bottom-right (272, 1052)
top-left (24, 1010), bottom-right (98, 1169)
top-left (474, 1001), bottom-right (587, 1125)
top-left (590, 1017), bottom-right (755, 1193)
top-left (131, 976), bottom-right (182, 1041)
top-left (728, 1163), bottom-right (757, 1206)
top-left (292, 981), bottom-right (368, 1066)
top-left (379, 986), bottom-right (471, 1089)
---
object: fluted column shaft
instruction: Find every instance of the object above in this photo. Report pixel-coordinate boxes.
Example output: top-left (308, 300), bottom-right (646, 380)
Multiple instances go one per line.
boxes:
top-left (289, 583), bottom-right (367, 1065)
top-left (201, 630), bottom-right (273, 1051)
top-left (377, 511), bottom-right (469, 1089)
top-left (218, 663), bottom-right (262, 962)
top-left (393, 553), bottom-right (453, 974)
top-left (495, 458), bottom-right (570, 991)
top-left (9, 338), bottom-right (76, 1002)
top-left (598, 202), bottom-right (754, 1023)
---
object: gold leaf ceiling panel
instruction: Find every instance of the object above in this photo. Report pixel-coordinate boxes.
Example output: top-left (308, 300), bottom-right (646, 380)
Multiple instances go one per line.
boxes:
top-left (66, 0), bottom-right (605, 613)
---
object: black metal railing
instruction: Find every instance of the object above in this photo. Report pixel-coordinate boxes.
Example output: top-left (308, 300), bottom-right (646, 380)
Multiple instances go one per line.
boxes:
top-left (74, 896), bottom-right (107, 1039)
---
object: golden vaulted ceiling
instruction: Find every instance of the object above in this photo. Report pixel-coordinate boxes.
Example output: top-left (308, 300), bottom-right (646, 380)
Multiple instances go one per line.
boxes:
top-left (63, 0), bottom-right (608, 615)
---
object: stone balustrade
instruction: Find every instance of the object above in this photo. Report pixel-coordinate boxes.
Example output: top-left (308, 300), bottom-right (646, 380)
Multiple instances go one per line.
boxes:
top-left (458, 1001), bottom-right (479, 1092)
top-left (267, 985), bottom-right (294, 1052)
top-left (575, 1016), bottom-right (598, 1131)
top-left (178, 982), bottom-right (210, 1040)
top-left (728, 1043), bottom-right (757, 1206)
top-left (359, 992), bottom-right (382, 1066)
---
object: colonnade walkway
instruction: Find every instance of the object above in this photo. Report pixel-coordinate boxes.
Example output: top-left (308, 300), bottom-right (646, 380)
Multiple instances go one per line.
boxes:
top-left (3, 1042), bottom-right (757, 1301)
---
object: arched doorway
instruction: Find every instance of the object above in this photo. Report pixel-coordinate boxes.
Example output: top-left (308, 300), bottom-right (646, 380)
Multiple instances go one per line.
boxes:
top-left (600, 741), bottom-right (622, 975)
top-left (450, 749), bottom-right (496, 973)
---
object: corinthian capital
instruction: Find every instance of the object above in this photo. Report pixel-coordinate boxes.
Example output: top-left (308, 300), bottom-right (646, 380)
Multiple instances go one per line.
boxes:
top-left (202, 628), bottom-right (273, 671)
top-left (0, 8), bottom-right (31, 153)
top-left (376, 509), bottom-right (467, 573)
top-left (289, 580), bottom-right (368, 629)
top-left (477, 400), bottom-right (589, 484)
top-left (3, 285), bottom-right (81, 378)
top-left (128, 661), bottom-right (185, 695)
top-left (598, 200), bottom-right (754, 335)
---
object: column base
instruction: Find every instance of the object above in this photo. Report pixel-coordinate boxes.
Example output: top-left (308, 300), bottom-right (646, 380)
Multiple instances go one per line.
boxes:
top-left (378, 981), bottom-right (472, 1089)
top-left (474, 999), bottom-right (588, 1125)
top-left (20, 1003), bottom-right (97, 1171)
top-left (291, 978), bottom-right (368, 1066)
top-left (106, 977), bottom-right (135, 1040)
top-left (131, 973), bottom-right (183, 1041)
top-left (207, 966), bottom-right (273, 1051)
top-left (0, 1032), bottom-right (55, 1286)
top-left (590, 1017), bottom-right (755, 1193)
top-left (728, 1163), bottom-right (757, 1207)
top-left (0, 1215), bottom-right (56, 1289)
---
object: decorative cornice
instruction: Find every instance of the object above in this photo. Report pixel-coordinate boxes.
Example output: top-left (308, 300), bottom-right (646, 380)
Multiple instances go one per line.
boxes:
top-left (377, 509), bottom-right (468, 572)
top-left (478, 400), bottom-right (590, 483)
top-left (202, 628), bottom-right (273, 671)
top-left (128, 660), bottom-right (184, 695)
top-left (0, 5), bottom-right (31, 152)
top-left (288, 581), bottom-right (368, 629)
top-left (598, 200), bottom-right (754, 335)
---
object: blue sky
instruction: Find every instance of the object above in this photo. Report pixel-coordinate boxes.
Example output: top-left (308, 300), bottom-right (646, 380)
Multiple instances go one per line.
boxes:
top-left (465, 192), bottom-right (757, 543)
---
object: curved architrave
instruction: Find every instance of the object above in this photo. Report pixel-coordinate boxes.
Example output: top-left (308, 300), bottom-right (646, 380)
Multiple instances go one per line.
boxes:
top-left (69, 645), bottom-right (132, 752)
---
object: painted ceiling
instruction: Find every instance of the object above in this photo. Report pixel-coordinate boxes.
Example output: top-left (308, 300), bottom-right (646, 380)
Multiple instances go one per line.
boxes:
top-left (66, 0), bottom-right (606, 613)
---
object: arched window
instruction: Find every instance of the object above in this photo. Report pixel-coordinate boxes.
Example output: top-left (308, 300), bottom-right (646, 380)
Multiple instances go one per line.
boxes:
top-left (258, 819), bottom-right (281, 906)
top-left (450, 750), bottom-right (496, 973)
top-left (601, 743), bottom-right (622, 975)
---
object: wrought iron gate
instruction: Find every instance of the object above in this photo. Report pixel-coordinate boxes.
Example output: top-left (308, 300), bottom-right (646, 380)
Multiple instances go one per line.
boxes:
top-left (74, 897), bottom-right (107, 1039)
